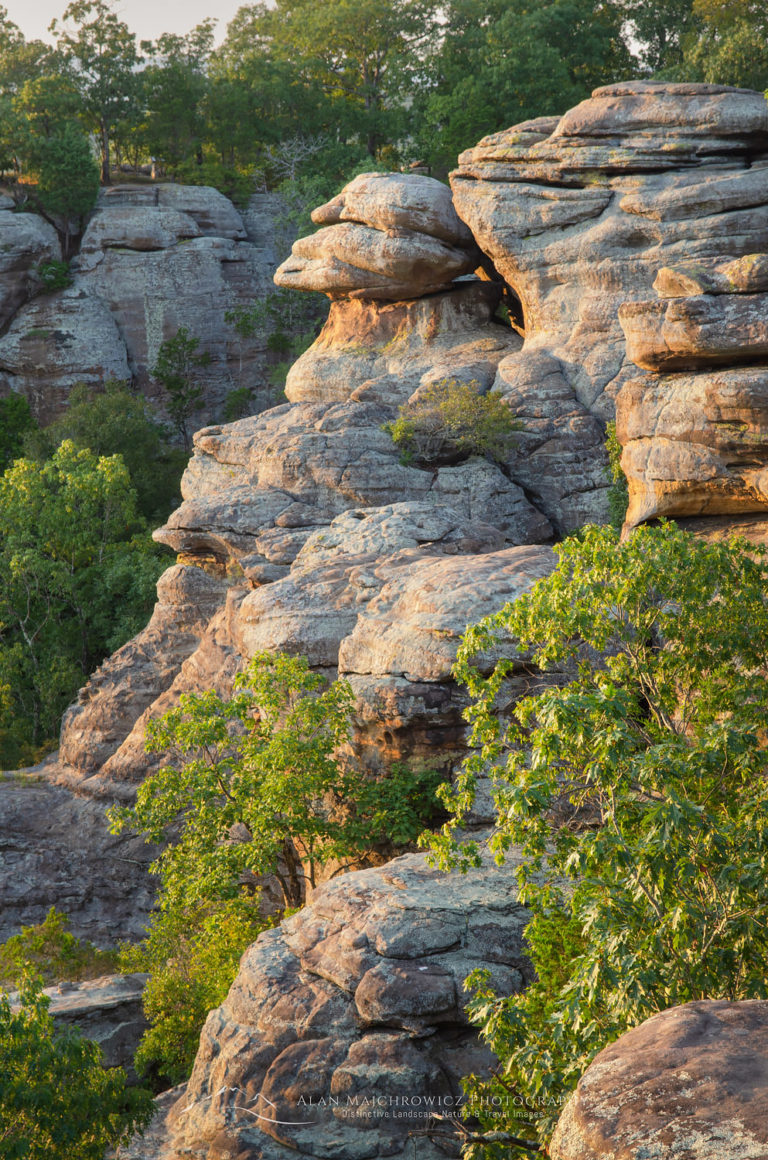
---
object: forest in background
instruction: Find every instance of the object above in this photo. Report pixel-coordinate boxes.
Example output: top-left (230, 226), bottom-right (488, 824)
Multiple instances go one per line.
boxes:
top-left (1, 0), bottom-right (768, 216)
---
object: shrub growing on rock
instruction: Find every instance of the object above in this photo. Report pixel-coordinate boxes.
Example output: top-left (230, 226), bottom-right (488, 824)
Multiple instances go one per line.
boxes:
top-left (428, 522), bottom-right (768, 1156)
top-left (0, 908), bottom-right (117, 988)
top-left (111, 651), bottom-right (443, 1081)
top-left (0, 975), bottom-right (152, 1159)
top-left (384, 379), bottom-right (520, 466)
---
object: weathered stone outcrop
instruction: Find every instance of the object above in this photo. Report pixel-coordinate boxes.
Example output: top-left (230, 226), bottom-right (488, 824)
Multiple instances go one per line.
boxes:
top-left (275, 173), bottom-right (478, 300)
top-left (165, 850), bottom-right (531, 1160)
top-left (617, 253), bottom-right (768, 530)
top-left (0, 200), bottom-right (60, 330)
top-left (550, 999), bottom-right (768, 1160)
top-left (0, 773), bottom-right (155, 944)
top-left (8, 973), bottom-right (148, 1076)
top-left (0, 184), bottom-right (279, 426)
top-left (451, 80), bottom-right (768, 531)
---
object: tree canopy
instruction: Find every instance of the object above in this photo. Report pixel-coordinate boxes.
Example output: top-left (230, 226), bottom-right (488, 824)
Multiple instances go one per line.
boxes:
top-left (429, 522), bottom-right (768, 1156)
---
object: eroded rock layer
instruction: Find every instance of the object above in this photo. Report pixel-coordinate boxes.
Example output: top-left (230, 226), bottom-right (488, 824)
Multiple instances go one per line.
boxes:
top-left (451, 80), bottom-right (768, 531)
top-left (165, 850), bottom-right (531, 1160)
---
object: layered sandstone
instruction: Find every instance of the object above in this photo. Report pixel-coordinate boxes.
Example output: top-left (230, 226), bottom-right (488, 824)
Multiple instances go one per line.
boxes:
top-left (0, 184), bottom-right (279, 426)
top-left (275, 172), bottom-right (478, 300)
top-left (452, 80), bottom-right (768, 531)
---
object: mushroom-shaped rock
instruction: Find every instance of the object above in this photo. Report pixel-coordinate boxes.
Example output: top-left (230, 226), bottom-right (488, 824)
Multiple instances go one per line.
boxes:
top-left (550, 999), bottom-right (768, 1159)
top-left (275, 172), bottom-right (479, 300)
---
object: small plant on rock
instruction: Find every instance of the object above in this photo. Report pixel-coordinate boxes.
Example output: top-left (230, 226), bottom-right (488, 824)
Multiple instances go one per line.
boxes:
top-left (383, 379), bottom-right (521, 467)
top-left (0, 908), bottom-right (118, 989)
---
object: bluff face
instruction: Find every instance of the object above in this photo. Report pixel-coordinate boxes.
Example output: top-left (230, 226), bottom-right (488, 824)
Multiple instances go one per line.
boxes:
top-left (0, 184), bottom-right (280, 426)
top-left (5, 80), bottom-right (768, 1160)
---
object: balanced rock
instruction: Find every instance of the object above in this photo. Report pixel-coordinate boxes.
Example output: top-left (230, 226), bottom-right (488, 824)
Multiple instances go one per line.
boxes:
top-left (166, 849), bottom-right (532, 1160)
top-left (275, 172), bottom-right (479, 300)
top-left (550, 999), bottom-right (768, 1160)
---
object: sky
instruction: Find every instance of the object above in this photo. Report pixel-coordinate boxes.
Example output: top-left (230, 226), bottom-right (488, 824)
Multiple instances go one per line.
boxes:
top-left (5, 0), bottom-right (246, 45)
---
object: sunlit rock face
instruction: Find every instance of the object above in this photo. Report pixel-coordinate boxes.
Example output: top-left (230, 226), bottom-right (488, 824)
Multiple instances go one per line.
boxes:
top-left (550, 999), bottom-right (768, 1160)
top-left (452, 81), bottom-right (768, 532)
top-left (275, 172), bottom-right (479, 300)
top-left (165, 850), bottom-right (532, 1160)
top-left (617, 250), bottom-right (768, 532)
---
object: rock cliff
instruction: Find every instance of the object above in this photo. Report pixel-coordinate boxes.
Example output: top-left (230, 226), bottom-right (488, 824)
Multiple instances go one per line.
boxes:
top-left (5, 81), bottom-right (768, 1160)
top-left (0, 184), bottom-right (280, 426)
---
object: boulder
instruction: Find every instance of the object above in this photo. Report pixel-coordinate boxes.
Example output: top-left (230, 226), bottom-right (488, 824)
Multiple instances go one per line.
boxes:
top-left (275, 172), bottom-right (479, 300)
top-left (165, 849), bottom-right (532, 1160)
top-left (550, 999), bottom-right (768, 1160)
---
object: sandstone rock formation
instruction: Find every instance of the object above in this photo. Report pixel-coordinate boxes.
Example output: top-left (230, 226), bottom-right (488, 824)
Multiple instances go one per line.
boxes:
top-left (8, 973), bottom-right (148, 1076)
top-left (275, 172), bottom-right (478, 300)
top-left (0, 184), bottom-right (280, 426)
top-left (0, 771), bottom-right (155, 944)
top-left (616, 249), bottom-right (768, 531)
top-left (165, 850), bottom-right (531, 1160)
top-left (0, 198), bottom-right (61, 327)
top-left (452, 80), bottom-right (768, 532)
top-left (550, 999), bottom-right (768, 1159)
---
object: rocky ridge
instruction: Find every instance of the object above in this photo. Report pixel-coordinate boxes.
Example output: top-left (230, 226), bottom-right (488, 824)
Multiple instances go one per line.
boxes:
top-left (5, 82), bottom-right (768, 1160)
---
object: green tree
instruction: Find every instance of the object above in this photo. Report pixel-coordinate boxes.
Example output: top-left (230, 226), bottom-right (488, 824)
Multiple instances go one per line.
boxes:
top-left (118, 895), bottom-right (270, 1083)
top-left (140, 21), bottom-right (215, 173)
top-left (265, 0), bottom-right (439, 157)
top-left (26, 381), bottom-right (186, 523)
top-left (0, 442), bottom-right (166, 765)
top-left (110, 652), bottom-right (441, 1079)
top-left (111, 652), bottom-right (442, 910)
top-left (25, 123), bottom-right (100, 255)
top-left (0, 394), bottom-right (36, 473)
top-left (0, 909), bottom-right (117, 988)
top-left (51, 0), bottom-right (141, 184)
top-left (0, 975), bottom-right (152, 1158)
top-left (429, 523), bottom-right (768, 1156)
top-left (152, 326), bottom-right (212, 451)
top-left (416, 0), bottom-right (631, 171)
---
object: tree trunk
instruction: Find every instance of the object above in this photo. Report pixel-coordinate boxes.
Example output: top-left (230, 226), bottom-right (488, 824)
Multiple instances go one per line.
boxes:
top-left (100, 122), bottom-right (110, 185)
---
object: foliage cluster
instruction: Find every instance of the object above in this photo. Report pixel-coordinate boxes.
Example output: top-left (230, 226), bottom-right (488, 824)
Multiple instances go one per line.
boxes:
top-left (151, 325), bottom-right (212, 451)
top-left (0, 975), bottom-right (152, 1159)
top-left (0, 908), bottom-right (117, 988)
top-left (0, 439), bottom-right (168, 766)
top-left (1, 0), bottom-right (762, 204)
top-left (428, 523), bottom-right (768, 1156)
top-left (384, 380), bottom-right (521, 467)
top-left (605, 419), bottom-right (628, 529)
top-left (36, 258), bottom-right (72, 292)
top-left (110, 652), bottom-right (443, 1080)
top-left (25, 380), bottom-right (186, 522)
top-left (225, 286), bottom-right (328, 400)
top-left (119, 895), bottom-right (271, 1083)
